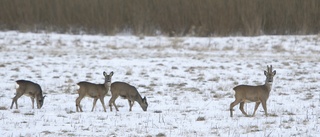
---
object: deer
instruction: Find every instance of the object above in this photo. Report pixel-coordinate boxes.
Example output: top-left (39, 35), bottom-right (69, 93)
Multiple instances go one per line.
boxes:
top-left (230, 65), bottom-right (276, 117)
top-left (76, 71), bottom-right (113, 112)
top-left (10, 80), bottom-right (46, 109)
top-left (109, 82), bottom-right (148, 112)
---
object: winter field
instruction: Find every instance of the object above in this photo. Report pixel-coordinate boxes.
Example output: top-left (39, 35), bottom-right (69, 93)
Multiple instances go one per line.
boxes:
top-left (0, 31), bottom-right (319, 137)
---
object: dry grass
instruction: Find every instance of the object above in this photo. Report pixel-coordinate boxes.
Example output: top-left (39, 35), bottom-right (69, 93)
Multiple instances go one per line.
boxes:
top-left (0, 0), bottom-right (319, 36)
top-left (0, 106), bottom-right (7, 110)
top-left (24, 112), bottom-right (35, 115)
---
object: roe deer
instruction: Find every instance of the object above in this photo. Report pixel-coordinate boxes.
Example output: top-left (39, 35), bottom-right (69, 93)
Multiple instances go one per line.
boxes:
top-left (10, 80), bottom-right (46, 109)
top-left (109, 82), bottom-right (148, 112)
top-left (76, 71), bottom-right (113, 112)
top-left (230, 65), bottom-right (276, 117)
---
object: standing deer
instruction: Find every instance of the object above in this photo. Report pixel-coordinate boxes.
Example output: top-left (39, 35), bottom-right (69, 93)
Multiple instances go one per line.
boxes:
top-left (10, 80), bottom-right (46, 109)
top-left (230, 65), bottom-right (276, 117)
top-left (76, 71), bottom-right (113, 112)
top-left (109, 82), bottom-right (148, 112)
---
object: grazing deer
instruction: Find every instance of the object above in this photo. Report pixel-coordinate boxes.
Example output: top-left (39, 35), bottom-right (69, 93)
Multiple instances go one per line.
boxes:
top-left (76, 71), bottom-right (113, 112)
top-left (230, 65), bottom-right (276, 117)
top-left (10, 80), bottom-right (46, 109)
top-left (109, 82), bottom-right (148, 112)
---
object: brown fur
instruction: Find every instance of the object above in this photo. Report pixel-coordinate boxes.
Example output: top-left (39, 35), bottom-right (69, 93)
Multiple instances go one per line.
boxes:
top-left (230, 65), bottom-right (276, 117)
top-left (109, 82), bottom-right (148, 112)
top-left (76, 71), bottom-right (113, 112)
top-left (11, 80), bottom-right (45, 109)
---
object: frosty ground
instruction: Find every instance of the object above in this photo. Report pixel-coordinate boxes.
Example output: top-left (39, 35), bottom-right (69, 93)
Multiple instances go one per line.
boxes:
top-left (0, 31), bottom-right (319, 137)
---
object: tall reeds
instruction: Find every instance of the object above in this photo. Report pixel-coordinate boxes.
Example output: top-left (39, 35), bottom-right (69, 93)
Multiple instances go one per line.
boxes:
top-left (0, 0), bottom-right (319, 36)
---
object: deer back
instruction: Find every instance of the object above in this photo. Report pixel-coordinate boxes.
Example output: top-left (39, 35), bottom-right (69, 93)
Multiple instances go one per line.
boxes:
top-left (16, 80), bottom-right (45, 108)
top-left (111, 81), bottom-right (148, 111)
top-left (16, 80), bottom-right (43, 98)
top-left (233, 85), bottom-right (270, 102)
top-left (77, 82), bottom-right (109, 98)
top-left (111, 82), bottom-right (140, 99)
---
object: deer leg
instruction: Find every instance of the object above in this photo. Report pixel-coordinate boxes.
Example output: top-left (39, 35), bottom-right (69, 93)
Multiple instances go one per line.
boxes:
top-left (91, 98), bottom-right (98, 112)
top-left (230, 99), bottom-right (241, 117)
top-left (261, 101), bottom-right (268, 117)
top-left (239, 102), bottom-right (248, 117)
top-left (36, 98), bottom-right (40, 109)
top-left (113, 100), bottom-right (119, 111)
top-left (10, 92), bottom-right (24, 109)
top-left (30, 97), bottom-right (35, 109)
top-left (109, 95), bottom-right (119, 111)
top-left (252, 102), bottom-right (261, 117)
top-left (99, 97), bottom-right (107, 112)
top-left (108, 98), bottom-right (113, 111)
top-left (76, 95), bottom-right (84, 112)
top-left (128, 100), bottom-right (134, 111)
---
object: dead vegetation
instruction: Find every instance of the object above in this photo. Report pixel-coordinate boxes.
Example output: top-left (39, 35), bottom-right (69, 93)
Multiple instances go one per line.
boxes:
top-left (0, 0), bottom-right (319, 36)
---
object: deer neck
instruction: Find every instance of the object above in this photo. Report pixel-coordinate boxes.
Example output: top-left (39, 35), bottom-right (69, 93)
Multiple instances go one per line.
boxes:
top-left (135, 94), bottom-right (143, 104)
top-left (264, 81), bottom-right (273, 92)
top-left (103, 82), bottom-right (111, 91)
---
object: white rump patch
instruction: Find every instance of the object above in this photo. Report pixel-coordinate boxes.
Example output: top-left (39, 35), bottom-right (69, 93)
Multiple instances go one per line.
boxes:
top-left (15, 83), bottom-right (19, 89)
top-left (76, 84), bottom-right (80, 89)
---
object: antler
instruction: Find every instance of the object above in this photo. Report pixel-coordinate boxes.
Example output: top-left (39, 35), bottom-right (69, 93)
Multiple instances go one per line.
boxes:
top-left (267, 65), bottom-right (273, 73)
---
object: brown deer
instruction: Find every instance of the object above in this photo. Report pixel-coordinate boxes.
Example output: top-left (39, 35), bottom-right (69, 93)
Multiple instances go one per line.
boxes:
top-left (230, 65), bottom-right (276, 117)
top-left (10, 80), bottom-right (46, 109)
top-left (76, 71), bottom-right (113, 112)
top-left (109, 82), bottom-right (148, 112)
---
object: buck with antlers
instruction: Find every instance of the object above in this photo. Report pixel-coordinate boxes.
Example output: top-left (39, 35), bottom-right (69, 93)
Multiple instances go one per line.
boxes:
top-left (230, 65), bottom-right (276, 117)
top-left (10, 80), bottom-right (46, 109)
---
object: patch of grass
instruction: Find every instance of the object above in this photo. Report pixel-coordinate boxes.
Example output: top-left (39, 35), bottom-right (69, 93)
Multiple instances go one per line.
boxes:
top-left (265, 121), bottom-right (276, 125)
top-left (183, 87), bottom-right (200, 92)
top-left (268, 113), bottom-right (278, 117)
top-left (156, 133), bottom-right (166, 137)
top-left (208, 77), bottom-right (219, 82)
top-left (57, 114), bottom-right (67, 118)
top-left (246, 125), bottom-right (261, 133)
top-left (0, 106), bottom-right (7, 110)
top-left (303, 93), bottom-right (314, 100)
top-left (284, 111), bottom-right (296, 116)
top-left (12, 110), bottom-right (20, 113)
top-left (196, 116), bottom-right (206, 121)
top-left (42, 131), bottom-right (53, 135)
top-left (67, 133), bottom-right (76, 136)
top-left (154, 110), bottom-right (162, 113)
top-left (24, 112), bottom-right (35, 115)
top-left (222, 46), bottom-right (234, 51)
top-left (61, 130), bottom-right (70, 133)
top-left (171, 66), bottom-right (178, 69)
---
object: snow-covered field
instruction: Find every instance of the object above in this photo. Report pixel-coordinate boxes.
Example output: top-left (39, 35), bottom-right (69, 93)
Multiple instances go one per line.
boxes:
top-left (0, 31), bottom-right (319, 137)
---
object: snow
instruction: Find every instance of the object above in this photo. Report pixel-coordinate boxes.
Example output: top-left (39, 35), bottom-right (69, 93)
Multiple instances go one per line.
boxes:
top-left (0, 31), bottom-right (319, 137)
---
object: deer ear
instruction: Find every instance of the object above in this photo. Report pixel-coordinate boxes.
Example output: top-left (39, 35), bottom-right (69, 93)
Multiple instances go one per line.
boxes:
top-left (143, 96), bottom-right (147, 101)
top-left (109, 71), bottom-right (114, 76)
top-left (264, 70), bottom-right (267, 75)
top-left (103, 71), bottom-right (107, 76)
top-left (273, 70), bottom-right (276, 75)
